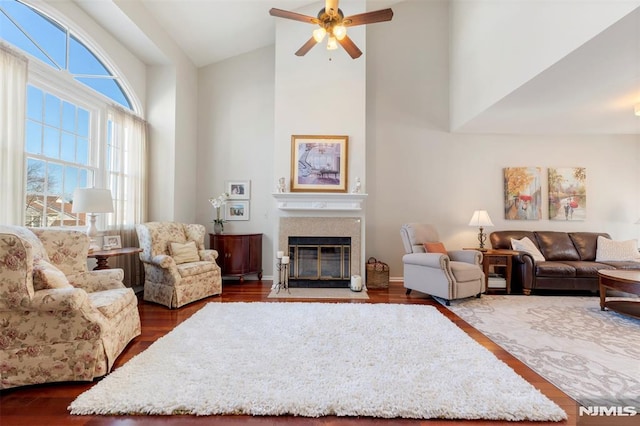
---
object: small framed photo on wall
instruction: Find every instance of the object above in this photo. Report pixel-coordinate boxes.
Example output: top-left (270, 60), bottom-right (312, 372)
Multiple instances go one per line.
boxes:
top-left (225, 200), bottom-right (249, 221)
top-left (226, 180), bottom-right (250, 200)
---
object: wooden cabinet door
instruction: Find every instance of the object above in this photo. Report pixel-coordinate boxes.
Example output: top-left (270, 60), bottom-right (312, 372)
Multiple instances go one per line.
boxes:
top-left (210, 234), bottom-right (262, 280)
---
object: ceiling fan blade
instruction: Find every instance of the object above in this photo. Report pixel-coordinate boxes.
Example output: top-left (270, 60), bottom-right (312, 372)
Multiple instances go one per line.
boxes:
top-left (338, 35), bottom-right (362, 59)
top-left (269, 8), bottom-right (318, 24)
top-left (295, 37), bottom-right (319, 57)
top-left (344, 8), bottom-right (393, 27)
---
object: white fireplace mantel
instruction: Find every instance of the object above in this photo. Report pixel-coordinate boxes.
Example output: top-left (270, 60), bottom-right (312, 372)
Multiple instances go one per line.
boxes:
top-left (272, 193), bottom-right (367, 211)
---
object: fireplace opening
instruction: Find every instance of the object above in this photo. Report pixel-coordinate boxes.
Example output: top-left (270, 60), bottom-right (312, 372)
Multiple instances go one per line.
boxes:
top-left (288, 236), bottom-right (351, 288)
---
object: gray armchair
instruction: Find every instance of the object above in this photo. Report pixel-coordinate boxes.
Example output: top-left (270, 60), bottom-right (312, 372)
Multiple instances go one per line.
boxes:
top-left (400, 223), bottom-right (484, 305)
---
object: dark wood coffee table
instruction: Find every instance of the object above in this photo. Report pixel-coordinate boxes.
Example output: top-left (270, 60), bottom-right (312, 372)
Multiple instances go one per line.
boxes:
top-left (598, 270), bottom-right (640, 318)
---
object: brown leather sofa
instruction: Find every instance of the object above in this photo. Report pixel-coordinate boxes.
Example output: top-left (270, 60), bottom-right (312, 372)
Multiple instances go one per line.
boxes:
top-left (489, 230), bottom-right (640, 295)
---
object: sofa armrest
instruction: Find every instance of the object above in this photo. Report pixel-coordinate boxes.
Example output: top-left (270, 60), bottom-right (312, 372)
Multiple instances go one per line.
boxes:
top-left (510, 251), bottom-right (535, 292)
top-left (448, 249), bottom-right (482, 265)
top-left (67, 269), bottom-right (126, 292)
top-left (200, 249), bottom-right (219, 262)
top-left (403, 252), bottom-right (449, 269)
top-left (27, 287), bottom-right (89, 312)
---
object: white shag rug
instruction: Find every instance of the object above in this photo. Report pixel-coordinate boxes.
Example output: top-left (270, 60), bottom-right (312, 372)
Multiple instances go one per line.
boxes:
top-left (445, 295), bottom-right (640, 407)
top-left (267, 287), bottom-right (369, 299)
top-left (69, 303), bottom-right (566, 420)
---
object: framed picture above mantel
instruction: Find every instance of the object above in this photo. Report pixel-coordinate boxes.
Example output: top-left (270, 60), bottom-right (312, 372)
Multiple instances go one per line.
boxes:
top-left (290, 135), bottom-right (348, 193)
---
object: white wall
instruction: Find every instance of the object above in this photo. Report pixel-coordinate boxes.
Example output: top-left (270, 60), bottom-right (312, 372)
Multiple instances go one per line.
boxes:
top-left (450, 0), bottom-right (640, 131)
top-left (197, 46), bottom-right (276, 265)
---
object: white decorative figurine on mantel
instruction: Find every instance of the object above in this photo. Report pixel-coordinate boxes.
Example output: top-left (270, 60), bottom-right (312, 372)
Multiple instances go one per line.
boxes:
top-left (351, 177), bottom-right (362, 194)
top-left (277, 177), bottom-right (287, 193)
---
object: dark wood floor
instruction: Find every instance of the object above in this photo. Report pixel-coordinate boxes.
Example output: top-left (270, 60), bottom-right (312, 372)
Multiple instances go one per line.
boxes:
top-left (0, 281), bottom-right (578, 426)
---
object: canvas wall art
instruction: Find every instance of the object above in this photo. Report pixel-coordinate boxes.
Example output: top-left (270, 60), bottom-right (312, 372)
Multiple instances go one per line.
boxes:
top-left (548, 167), bottom-right (586, 221)
top-left (290, 135), bottom-right (348, 192)
top-left (503, 167), bottom-right (542, 220)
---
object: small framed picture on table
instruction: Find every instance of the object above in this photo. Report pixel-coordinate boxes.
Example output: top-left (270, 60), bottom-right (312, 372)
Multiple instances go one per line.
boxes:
top-left (103, 235), bottom-right (122, 250)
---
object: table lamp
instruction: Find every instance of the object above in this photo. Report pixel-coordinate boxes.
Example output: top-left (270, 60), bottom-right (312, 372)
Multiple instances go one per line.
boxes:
top-left (468, 210), bottom-right (494, 250)
top-left (72, 187), bottom-right (114, 252)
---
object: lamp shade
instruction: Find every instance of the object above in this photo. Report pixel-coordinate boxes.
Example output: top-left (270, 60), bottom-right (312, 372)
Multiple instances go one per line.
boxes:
top-left (468, 210), bottom-right (494, 227)
top-left (72, 188), bottom-right (114, 213)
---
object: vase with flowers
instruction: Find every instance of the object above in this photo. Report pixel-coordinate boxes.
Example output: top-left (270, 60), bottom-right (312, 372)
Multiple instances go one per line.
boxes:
top-left (209, 193), bottom-right (229, 234)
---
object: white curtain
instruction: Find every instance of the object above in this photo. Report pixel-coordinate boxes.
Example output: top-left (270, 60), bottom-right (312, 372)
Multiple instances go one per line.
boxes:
top-left (0, 44), bottom-right (28, 225)
top-left (105, 106), bottom-right (148, 288)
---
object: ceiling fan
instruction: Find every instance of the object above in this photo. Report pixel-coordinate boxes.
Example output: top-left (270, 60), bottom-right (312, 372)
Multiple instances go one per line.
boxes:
top-left (269, 0), bottom-right (393, 59)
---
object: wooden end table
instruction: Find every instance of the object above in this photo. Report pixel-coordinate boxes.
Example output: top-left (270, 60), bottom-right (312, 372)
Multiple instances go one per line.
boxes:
top-left (597, 270), bottom-right (640, 319)
top-left (88, 247), bottom-right (143, 270)
top-left (481, 249), bottom-right (517, 294)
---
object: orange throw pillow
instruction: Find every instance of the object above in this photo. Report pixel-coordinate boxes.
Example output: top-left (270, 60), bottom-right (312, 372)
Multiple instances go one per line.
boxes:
top-left (424, 242), bottom-right (447, 254)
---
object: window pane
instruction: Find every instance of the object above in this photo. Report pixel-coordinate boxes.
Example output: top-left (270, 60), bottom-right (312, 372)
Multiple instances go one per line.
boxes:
top-left (64, 166), bottom-right (78, 197)
top-left (69, 34), bottom-right (109, 76)
top-left (43, 127), bottom-right (60, 158)
top-left (62, 101), bottom-right (76, 132)
top-left (25, 120), bottom-right (42, 154)
top-left (77, 108), bottom-right (89, 137)
top-left (26, 158), bottom-right (45, 193)
top-left (61, 131), bottom-right (75, 162)
top-left (46, 162), bottom-right (63, 194)
top-left (44, 93), bottom-right (60, 127)
top-left (75, 77), bottom-right (132, 109)
top-left (1, 0), bottom-right (66, 68)
top-left (26, 85), bottom-right (43, 120)
top-left (0, 11), bottom-right (57, 68)
top-left (77, 137), bottom-right (88, 165)
top-left (79, 169), bottom-right (89, 188)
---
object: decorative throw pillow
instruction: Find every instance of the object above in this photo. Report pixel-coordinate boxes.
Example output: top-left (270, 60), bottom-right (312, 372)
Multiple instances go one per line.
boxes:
top-left (510, 237), bottom-right (546, 262)
top-left (169, 241), bottom-right (200, 264)
top-left (595, 236), bottom-right (640, 262)
top-left (33, 260), bottom-right (72, 290)
top-left (423, 242), bottom-right (447, 255)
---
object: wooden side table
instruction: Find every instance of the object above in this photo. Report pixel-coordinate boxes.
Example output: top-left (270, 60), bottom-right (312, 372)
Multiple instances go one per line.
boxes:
top-left (481, 250), bottom-right (517, 294)
top-left (88, 247), bottom-right (142, 270)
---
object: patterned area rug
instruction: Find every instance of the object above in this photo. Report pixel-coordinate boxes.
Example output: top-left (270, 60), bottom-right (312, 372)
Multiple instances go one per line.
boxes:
top-left (445, 295), bottom-right (640, 407)
top-left (69, 303), bottom-right (565, 420)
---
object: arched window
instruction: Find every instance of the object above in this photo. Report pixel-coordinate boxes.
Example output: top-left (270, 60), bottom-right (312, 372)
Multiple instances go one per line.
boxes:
top-left (0, 0), bottom-right (133, 109)
top-left (1, 0), bottom-right (144, 229)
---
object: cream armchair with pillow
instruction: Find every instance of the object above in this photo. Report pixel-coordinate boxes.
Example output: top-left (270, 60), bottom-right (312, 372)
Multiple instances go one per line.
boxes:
top-left (135, 222), bottom-right (222, 308)
top-left (400, 223), bottom-right (484, 305)
top-left (0, 225), bottom-right (141, 389)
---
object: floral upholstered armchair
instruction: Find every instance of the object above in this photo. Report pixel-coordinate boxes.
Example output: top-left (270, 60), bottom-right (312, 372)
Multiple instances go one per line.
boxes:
top-left (135, 222), bottom-right (222, 309)
top-left (0, 225), bottom-right (141, 389)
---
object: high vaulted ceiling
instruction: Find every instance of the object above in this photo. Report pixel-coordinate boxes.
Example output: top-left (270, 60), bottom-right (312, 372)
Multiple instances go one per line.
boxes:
top-left (70, 0), bottom-right (640, 135)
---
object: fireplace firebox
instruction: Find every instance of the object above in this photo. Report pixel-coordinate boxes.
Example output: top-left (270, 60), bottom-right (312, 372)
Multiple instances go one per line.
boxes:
top-left (288, 236), bottom-right (351, 287)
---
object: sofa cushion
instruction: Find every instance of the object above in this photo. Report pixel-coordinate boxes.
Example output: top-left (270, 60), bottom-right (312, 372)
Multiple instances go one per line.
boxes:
top-left (176, 261), bottom-right (218, 278)
top-left (450, 261), bottom-right (483, 283)
top-left (32, 260), bottom-right (72, 290)
top-left (595, 236), bottom-right (640, 262)
top-left (490, 231), bottom-right (536, 250)
top-left (88, 287), bottom-right (137, 319)
top-left (535, 232), bottom-right (580, 261)
top-left (560, 261), bottom-right (615, 277)
top-left (423, 242), bottom-right (447, 254)
top-left (511, 237), bottom-right (545, 262)
top-left (569, 232), bottom-right (610, 261)
top-left (597, 261), bottom-right (640, 270)
top-left (535, 261), bottom-right (576, 278)
top-left (169, 240), bottom-right (200, 264)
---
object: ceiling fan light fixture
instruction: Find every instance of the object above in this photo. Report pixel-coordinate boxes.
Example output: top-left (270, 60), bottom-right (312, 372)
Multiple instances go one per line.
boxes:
top-left (327, 36), bottom-right (338, 50)
top-left (313, 27), bottom-right (327, 42)
top-left (332, 24), bottom-right (347, 40)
